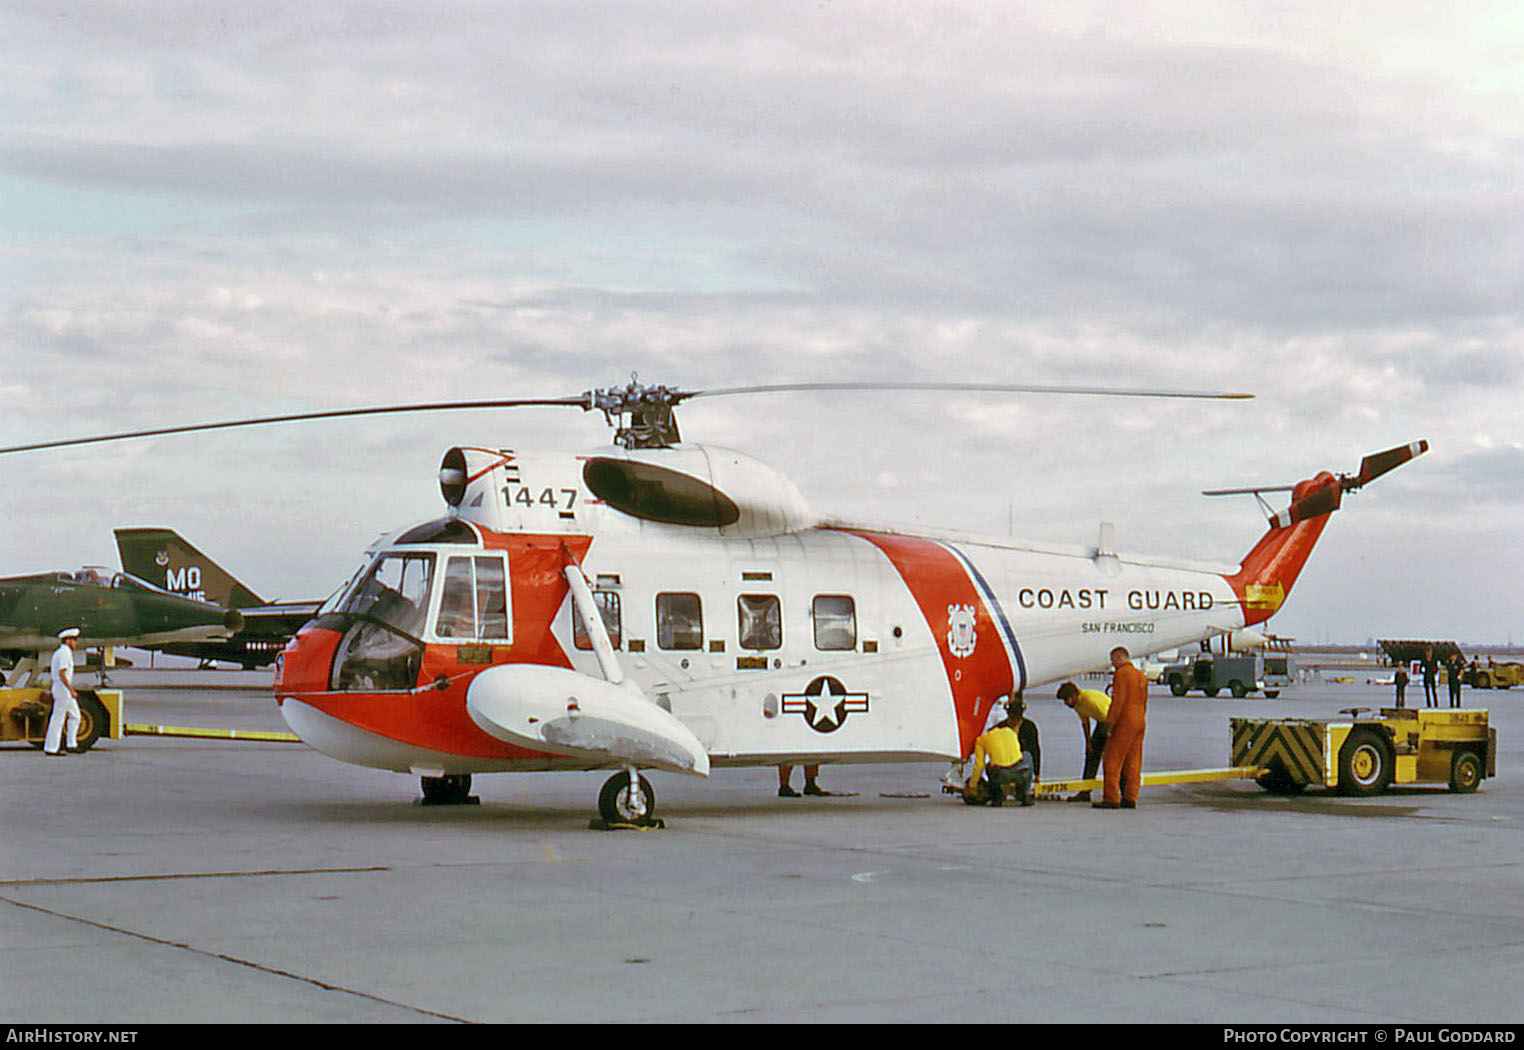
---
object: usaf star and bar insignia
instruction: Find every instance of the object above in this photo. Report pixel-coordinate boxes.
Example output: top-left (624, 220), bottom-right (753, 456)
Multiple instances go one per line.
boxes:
top-left (782, 675), bottom-right (870, 734)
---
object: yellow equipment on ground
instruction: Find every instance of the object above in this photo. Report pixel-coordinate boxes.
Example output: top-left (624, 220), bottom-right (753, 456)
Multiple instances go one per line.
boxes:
top-left (1469, 661), bottom-right (1524, 690)
top-left (1231, 707), bottom-right (1494, 796)
top-left (0, 687), bottom-right (124, 752)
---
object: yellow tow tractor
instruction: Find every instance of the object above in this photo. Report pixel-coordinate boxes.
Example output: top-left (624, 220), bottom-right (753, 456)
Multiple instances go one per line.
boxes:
top-left (0, 687), bottom-right (123, 752)
top-left (1231, 707), bottom-right (1494, 796)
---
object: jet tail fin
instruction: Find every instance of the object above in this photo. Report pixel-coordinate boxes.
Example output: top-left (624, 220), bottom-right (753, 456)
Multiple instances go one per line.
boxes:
top-left (114, 527), bottom-right (264, 609)
top-left (1213, 442), bottom-right (1428, 625)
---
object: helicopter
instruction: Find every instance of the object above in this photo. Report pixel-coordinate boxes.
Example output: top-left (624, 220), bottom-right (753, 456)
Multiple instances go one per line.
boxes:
top-left (1, 378), bottom-right (1427, 823)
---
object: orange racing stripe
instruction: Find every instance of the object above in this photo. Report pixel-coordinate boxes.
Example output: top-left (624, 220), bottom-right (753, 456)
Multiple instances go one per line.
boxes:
top-left (844, 530), bottom-right (1021, 758)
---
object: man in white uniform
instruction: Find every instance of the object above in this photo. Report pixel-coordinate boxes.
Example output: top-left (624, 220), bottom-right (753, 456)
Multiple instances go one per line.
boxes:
top-left (43, 627), bottom-right (81, 756)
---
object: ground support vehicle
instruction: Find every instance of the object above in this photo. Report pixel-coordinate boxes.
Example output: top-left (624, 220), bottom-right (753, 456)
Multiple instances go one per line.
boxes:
top-left (1467, 661), bottom-right (1524, 690)
top-left (0, 687), bottom-right (122, 752)
top-left (1163, 650), bottom-right (1292, 698)
top-left (1231, 707), bottom-right (1493, 796)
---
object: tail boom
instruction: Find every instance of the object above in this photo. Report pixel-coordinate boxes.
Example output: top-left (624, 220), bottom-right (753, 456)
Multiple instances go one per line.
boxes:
top-left (1225, 472), bottom-right (1339, 626)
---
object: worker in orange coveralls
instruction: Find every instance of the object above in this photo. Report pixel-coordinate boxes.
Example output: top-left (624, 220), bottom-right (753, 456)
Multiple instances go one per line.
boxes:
top-left (1096, 645), bottom-right (1148, 810)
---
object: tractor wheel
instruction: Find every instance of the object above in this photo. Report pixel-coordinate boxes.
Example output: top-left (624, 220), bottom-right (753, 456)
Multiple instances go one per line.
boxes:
top-left (1255, 762), bottom-right (1307, 796)
top-left (73, 692), bottom-right (107, 752)
top-left (1229, 680), bottom-right (1248, 699)
top-left (1168, 677), bottom-right (1188, 697)
top-left (1337, 728), bottom-right (1394, 796)
top-left (1448, 751), bottom-right (1483, 794)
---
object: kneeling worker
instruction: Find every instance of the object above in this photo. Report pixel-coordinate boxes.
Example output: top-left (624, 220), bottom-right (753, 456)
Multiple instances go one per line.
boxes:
top-left (965, 694), bottom-right (1041, 806)
top-left (1056, 681), bottom-right (1110, 802)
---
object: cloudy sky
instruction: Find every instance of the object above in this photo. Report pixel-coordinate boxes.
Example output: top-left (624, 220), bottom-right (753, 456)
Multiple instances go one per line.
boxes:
top-left (3, 1), bottom-right (1521, 647)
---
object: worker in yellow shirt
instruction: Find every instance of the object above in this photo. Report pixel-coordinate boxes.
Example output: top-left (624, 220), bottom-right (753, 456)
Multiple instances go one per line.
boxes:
top-left (964, 694), bottom-right (1040, 806)
top-left (1056, 681), bottom-right (1110, 802)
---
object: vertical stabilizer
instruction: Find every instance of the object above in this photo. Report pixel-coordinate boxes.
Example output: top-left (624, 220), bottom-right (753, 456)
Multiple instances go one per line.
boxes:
top-left (1225, 473), bottom-right (1339, 626)
top-left (1214, 441), bottom-right (1428, 627)
top-left (114, 528), bottom-right (264, 609)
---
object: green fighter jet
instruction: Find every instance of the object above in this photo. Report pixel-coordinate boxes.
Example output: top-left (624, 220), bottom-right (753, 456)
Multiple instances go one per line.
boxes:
top-left (0, 567), bottom-right (244, 680)
top-left (113, 528), bottom-right (321, 670)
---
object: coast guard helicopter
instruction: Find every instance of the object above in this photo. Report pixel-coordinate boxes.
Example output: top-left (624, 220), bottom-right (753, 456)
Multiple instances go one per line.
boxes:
top-left (2, 378), bottom-right (1427, 823)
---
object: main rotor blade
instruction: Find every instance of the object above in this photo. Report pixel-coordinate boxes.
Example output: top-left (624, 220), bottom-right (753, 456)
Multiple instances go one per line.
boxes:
top-left (0, 397), bottom-right (589, 456)
top-left (686, 382), bottom-right (1254, 401)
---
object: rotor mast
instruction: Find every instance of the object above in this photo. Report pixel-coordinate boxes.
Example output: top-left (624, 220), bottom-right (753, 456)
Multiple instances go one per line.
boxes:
top-left (585, 376), bottom-right (690, 449)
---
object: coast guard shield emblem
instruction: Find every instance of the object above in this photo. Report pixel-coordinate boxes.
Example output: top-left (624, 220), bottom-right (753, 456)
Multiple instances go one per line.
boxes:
top-left (947, 603), bottom-right (978, 658)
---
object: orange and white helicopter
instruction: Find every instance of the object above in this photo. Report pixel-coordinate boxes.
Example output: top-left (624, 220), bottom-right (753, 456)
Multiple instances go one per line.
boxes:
top-left (5, 378), bottom-right (1426, 823)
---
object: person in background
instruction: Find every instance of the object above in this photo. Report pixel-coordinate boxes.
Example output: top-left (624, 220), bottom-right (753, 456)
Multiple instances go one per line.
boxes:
top-left (43, 627), bottom-right (82, 757)
top-left (778, 764), bottom-right (829, 797)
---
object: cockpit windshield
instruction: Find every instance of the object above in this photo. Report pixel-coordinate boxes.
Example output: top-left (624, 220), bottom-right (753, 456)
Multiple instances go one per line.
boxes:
top-left (330, 552), bottom-right (435, 638)
top-left (110, 572), bottom-right (165, 594)
top-left (325, 551), bottom-right (436, 693)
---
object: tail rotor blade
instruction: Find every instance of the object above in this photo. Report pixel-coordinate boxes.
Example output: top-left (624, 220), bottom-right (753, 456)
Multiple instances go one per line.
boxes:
top-left (1350, 440), bottom-right (1430, 491)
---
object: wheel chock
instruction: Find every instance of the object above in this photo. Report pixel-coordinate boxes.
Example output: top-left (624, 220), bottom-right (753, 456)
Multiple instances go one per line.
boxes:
top-left (589, 816), bottom-right (666, 831)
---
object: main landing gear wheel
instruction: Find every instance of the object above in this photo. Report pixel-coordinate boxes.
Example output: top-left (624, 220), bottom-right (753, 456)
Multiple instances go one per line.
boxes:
top-left (598, 770), bottom-right (657, 825)
top-left (419, 773), bottom-right (477, 806)
top-left (1337, 728), bottom-right (1394, 796)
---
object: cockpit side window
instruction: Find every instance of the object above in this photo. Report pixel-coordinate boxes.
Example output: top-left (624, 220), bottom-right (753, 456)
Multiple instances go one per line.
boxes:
top-left (475, 557), bottom-right (510, 639)
top-left (433, 554), bottom-right (512, 642)
top-left (436, 558), bottom-right (476, 638)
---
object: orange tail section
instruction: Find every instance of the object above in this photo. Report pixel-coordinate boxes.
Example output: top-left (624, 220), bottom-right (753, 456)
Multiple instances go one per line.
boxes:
top-left (1224, 472), bottom-right (1341, 626)
top-left (1220, 440), bottom-right (1428, 627)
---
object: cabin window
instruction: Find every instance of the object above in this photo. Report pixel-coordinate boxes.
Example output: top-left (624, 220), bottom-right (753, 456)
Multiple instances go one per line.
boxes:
top-left (434, 555), bottom-right (512, 642)
top-left (656, 592), bottom-right (703, 650)
top-left (812, 594), bottom-right (856, 651)
top-left (738, 594), bottom-right (782, 651)
top-left (573, 591), bottom-right (623, 650)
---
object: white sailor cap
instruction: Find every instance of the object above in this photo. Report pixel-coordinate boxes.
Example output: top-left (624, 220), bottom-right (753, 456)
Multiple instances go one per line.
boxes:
top-left (58, 627), bottom-right (80, 639)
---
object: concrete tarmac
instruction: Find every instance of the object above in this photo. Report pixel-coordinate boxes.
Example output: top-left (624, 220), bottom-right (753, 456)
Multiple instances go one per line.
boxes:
top-left (3, 671), bottom-right (1522, 1024)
